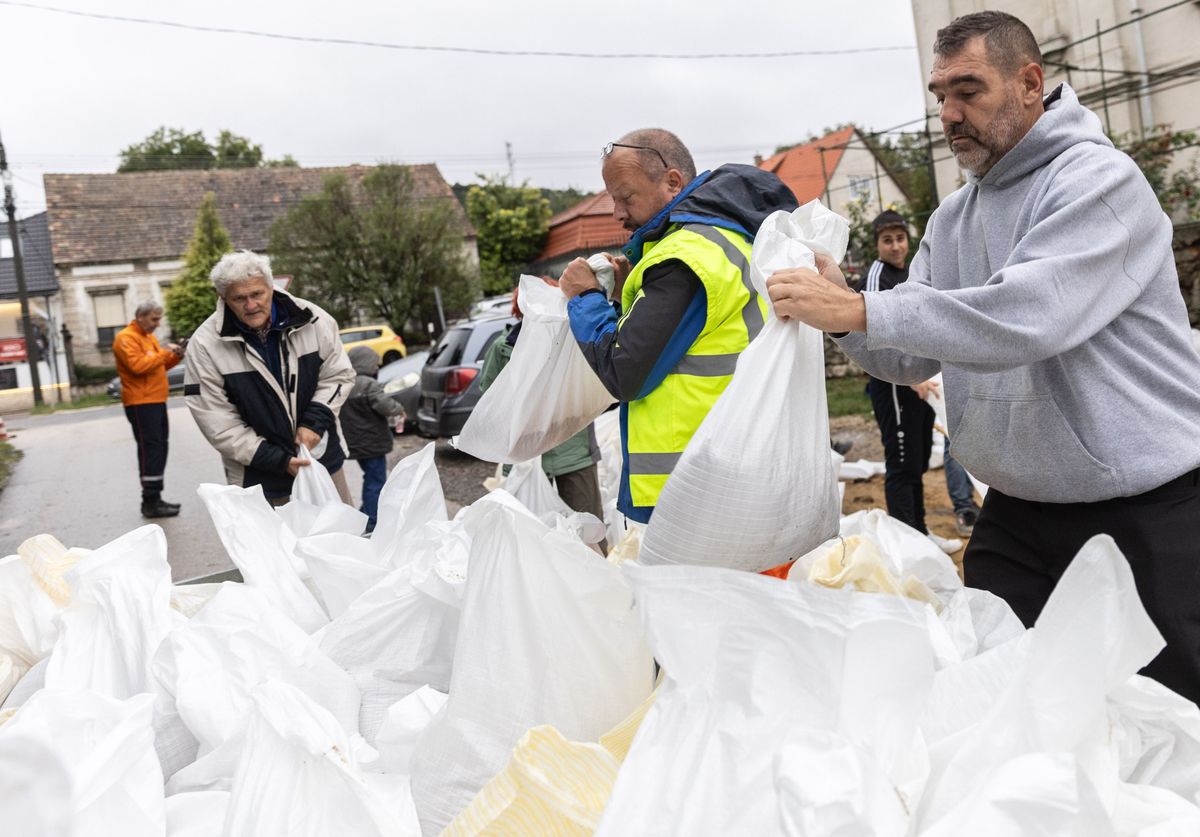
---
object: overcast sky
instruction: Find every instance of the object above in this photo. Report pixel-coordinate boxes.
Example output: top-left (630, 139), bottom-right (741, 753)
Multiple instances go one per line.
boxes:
top-left (1, 0), bottom-right (927, 216)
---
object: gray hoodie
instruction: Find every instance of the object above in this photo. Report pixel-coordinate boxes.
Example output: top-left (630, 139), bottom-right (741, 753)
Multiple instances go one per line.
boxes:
top-left (836, 84), bottom-right (1200, 503)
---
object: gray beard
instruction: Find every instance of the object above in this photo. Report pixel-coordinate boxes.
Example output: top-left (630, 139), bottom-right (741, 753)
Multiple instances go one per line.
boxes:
top-left (950, 96), bottom-right (1027, 177)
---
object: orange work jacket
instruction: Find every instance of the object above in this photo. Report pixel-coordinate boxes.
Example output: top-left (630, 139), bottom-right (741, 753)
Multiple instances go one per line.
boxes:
top-left (112, 321), bottom-right (180, 406)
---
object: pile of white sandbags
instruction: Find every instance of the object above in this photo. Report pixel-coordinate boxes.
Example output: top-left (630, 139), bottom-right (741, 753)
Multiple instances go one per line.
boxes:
top-left (1, 445), bottom-right (1198, 837)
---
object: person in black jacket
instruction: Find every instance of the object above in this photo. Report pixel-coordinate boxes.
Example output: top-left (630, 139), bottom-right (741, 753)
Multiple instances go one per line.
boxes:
top-left (343, 346), bottom-right (405, 532)
top-left (856, 211), bottom-right (959, 553)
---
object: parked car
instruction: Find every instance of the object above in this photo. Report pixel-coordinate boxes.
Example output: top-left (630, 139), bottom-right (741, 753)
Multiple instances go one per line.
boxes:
top-left (379, 349), bottom-right (428, 434)
top-left (107, 361), bottom-right (187, 399)
top-left (417, 317), bottom-right (516, 438)
top-left (467, 294), bottom-right (513, 320)
top-left (339, 325), bottom-right (407, 365)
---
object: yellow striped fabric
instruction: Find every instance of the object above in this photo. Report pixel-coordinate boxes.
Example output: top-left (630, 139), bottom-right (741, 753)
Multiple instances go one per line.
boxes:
top-left (443, 689), bottom-right (658, 836)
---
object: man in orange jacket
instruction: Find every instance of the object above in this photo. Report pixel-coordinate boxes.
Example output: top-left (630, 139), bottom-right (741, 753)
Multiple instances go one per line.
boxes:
top-left (113, 300), bottom-right (185, 518)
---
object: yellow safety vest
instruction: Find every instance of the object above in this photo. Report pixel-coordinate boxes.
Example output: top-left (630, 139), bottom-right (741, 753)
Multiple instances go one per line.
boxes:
top-left (621, 223), bottom-right (766, 508)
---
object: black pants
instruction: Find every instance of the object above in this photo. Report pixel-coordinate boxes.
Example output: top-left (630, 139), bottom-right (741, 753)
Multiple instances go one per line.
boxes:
top-left (868, 378), bottom-right (934, 534)
top-left (125, 402), bottom-right (169, 503)
top-left (964, 468), bottom-right (1200, 705)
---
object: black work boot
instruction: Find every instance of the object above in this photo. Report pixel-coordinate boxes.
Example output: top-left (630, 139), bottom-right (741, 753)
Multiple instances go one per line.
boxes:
top-left (159, 499), bottom-right (182, 512)
top-left (141, 498), bottom-right (181, 518)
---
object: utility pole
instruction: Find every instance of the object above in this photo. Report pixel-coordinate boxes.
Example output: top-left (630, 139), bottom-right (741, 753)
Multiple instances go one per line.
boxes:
top-left (0, 130), bottom-right (43, 407)
top-left (505, 141), bottom-right (515, 183)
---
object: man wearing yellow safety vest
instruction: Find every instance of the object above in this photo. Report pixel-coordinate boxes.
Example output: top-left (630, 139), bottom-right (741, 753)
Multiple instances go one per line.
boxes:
top-left (559, 128), bottom-right (797, 524)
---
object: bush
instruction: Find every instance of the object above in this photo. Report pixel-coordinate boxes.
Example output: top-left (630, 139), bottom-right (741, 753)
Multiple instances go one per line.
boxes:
top-left (73, 362), bottom-right (117, 385)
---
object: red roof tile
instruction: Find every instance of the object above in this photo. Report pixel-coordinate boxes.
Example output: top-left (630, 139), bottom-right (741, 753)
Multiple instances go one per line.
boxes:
top-left (538, 191), bottom-right (628, 262)
top-left (757, 126), bottom-right (857, 204)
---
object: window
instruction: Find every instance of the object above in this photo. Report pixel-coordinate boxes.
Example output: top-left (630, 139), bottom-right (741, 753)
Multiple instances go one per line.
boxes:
top-left (848, 175), bottom-right (873, 202)
top-left (0, 238), bottom-right (11, 259)
top-left (93, 292), bottom-right (127, 348)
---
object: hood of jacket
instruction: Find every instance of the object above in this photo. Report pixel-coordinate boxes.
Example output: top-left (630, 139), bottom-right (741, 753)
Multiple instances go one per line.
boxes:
top-left (348, 345), bottom-right (380, 376)
top-left (972, 84), bottom-right (1111, 189)
top-left (622, 163), bottom-right (798, 265)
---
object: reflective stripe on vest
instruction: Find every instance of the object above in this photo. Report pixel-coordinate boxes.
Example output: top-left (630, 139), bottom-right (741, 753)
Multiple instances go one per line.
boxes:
top-left (621, 223), bottom-right (764, 507)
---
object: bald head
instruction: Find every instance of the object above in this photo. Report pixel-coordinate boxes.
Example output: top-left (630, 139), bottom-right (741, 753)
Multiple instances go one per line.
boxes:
top-left (602, 128), bottom-right (696, 231)
top-left (612, 128), bottom-right (697, 182)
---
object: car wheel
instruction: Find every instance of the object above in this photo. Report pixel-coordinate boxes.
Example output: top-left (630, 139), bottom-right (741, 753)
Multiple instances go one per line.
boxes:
top-left (382, 350), bottom-right (402, 365)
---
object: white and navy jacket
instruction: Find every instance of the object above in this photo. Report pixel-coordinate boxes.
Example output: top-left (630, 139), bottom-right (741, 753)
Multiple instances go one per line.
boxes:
top-left (184, 291), bottom-right (354, 498)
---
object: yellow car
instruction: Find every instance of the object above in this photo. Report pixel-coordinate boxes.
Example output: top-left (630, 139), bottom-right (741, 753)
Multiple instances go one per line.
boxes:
top-left (339, 325), bottom-right (408, 365)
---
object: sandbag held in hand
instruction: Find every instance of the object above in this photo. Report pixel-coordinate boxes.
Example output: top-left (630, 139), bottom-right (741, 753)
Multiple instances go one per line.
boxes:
top-left (455, 275), bottom-right (614, 463)
top-left (639, 202), bottom-right (846, 572)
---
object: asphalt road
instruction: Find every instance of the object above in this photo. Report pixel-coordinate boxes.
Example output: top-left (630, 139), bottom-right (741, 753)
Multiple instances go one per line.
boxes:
top-left (0, 399), bottom-right (495, 581)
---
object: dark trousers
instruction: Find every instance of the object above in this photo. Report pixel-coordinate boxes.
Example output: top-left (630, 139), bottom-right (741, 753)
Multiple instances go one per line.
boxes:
top-left (554, 463), bottom-right (608, 553)
top-left (868, 379), bottom-right (934, 534)
top-left (356, 456), bottom-right (388, 533)
top-left (964, 468), bottom-right (1200, 705)
top-left (125, 402), bottom-right (169, 504)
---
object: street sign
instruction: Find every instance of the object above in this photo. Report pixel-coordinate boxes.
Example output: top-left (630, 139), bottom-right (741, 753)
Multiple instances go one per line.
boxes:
top-left (273, 274), bottom-right (294, 291)
top-left (0, 337), bottom-right (26, 362)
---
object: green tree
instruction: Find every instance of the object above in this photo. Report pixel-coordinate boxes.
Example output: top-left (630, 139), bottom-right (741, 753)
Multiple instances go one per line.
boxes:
top-left (464, 176), bottom-right (552, 295)
top-left (165, 192), bottom-right (231, 338)
top-left (269, 165), bottom-right (478, 338)
top-left (213, 130), bottom-right (264, 168)
top-left (119, 128), bottom-right (214, 172)
top-left (118, 127), bottom-right (296, 172)
top-left (1114, 125), bottom-right (1200, 222)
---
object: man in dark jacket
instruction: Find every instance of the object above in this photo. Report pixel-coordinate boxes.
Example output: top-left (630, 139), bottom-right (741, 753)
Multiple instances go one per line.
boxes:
top-left (343, 346), bottom-right (405, 532)
top-left (558, 128), bottom-right (797, 523)
top-left (185, 250), bottom-right (355, 506)
top-left (854, 211), bottom-right (958, 554)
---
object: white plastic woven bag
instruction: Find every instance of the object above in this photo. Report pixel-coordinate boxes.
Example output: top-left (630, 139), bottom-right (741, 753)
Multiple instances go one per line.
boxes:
top-left (639, 202), bottom-right (845, 571)
top-left (409, 499), bottom-right (654, 835)
top-left (456, 275), bottom-right (614, 463)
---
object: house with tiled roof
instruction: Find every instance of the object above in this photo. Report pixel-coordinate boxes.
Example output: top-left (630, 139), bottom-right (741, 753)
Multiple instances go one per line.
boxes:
top-left (0, 212), bottom-right (70, 408)
top-left (528, 191), bottom-right (628, 278)
top-left (44, 164), bottom-right (475, 365)
top-left (757, 125), bottom-right (911, 230)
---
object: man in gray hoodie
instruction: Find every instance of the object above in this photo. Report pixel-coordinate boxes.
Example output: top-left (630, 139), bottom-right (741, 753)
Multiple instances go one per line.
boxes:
top-left (767, 11), bottom-right (1200, 703)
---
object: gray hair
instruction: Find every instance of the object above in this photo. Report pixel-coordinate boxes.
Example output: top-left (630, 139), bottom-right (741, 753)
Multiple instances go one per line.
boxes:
top-left (613, 128), bottom-right (697, 182)
top-left (209, 250), bottom-right (274, 297)
top-left (134, 299), bottom-right (163, 317)
top-left (934, 11), bottom-right (1042, 75)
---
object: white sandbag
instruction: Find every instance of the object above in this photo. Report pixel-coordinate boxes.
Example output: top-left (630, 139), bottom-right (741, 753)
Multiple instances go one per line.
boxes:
top-left (456, 275), bottom-right (614, 463)
top-left (165, 791), bottom-right (230, 837)
top-left (926, 372), bottom-right (989, 500)
top-left (792, 509), bottom-right (964, 599)
top-left (152, 584), bottom-right (360, 790)
top-left (315, 542), bottom-right (464, 743)
top-left (0, 730), bottom-right (73, 837)
top-left (277, 444), bottom-right (368, 538)
top-left (599, 562), bottom-right (934, 836)
top-left (917, 535), bottom-right (1166, 832)
top-left (372, 443), bottom-right (449, 569)
top-left (45, 524), bottom-right (176, 699)
top-left (593, 408), bottom-right (627, 548)
top-left (0, 656), bottom-right (47, 710)
top-left (1109, 676), bottom-right (1200, 805)
top-left (222, 680), bottom-right (417, 837)
top-left (295, 533), bottom-right (389, 619)
top-left (410, 500), bottom-right (655, 835)
top-left (0, 554), bottom-right (60, 670)
top-left (0, 688), bottom-right (165, 837)
top-left (502, 456), bottom-right (572, 519)
top-left (197, 482), bottom-right (329, 632)
top-left (639, 202), bottom-right (845, 572)
top-left (373, 686), bottom-right (449, 774)
top-left (839, 458), bottom-right (886, 481)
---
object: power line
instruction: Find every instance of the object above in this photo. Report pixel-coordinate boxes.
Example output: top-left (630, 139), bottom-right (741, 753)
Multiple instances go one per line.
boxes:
top-left (0, 1), bottom-right (916, 60)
